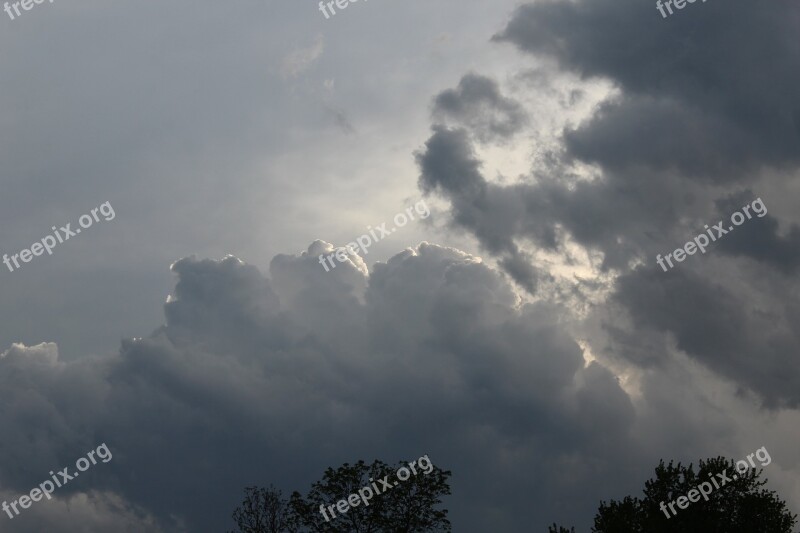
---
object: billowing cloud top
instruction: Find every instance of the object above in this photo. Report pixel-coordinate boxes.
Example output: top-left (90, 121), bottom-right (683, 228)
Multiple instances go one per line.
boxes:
top-left (0, 245), bottom-right (643, 531)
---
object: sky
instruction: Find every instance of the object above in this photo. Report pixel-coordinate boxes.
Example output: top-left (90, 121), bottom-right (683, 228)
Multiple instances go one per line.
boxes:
top-left (1, 0), bottom-right (799, 531)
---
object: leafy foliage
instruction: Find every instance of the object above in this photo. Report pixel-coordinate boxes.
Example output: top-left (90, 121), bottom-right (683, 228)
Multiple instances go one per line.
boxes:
top-left (591, 456), bottom-right (797, 533)
top-left (230, 485), bottom-right (290, 533)
top-left (230, 459), bottom-right (451, 533)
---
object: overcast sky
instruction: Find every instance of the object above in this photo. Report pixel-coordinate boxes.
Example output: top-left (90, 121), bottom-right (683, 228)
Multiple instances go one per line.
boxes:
top-left (1, 0), bottom-right (800, 531)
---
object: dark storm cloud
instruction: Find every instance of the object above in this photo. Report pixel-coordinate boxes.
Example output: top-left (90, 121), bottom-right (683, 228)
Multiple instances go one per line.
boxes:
top-left (418, 69), bottom-right (701, 275)
top-left (494, 0), bottom-right (800, 180)
top-left (2, 1), bottom-right (799, 531)
top-left (415, 0), bottom-right (800, 409)
top-left (613, 265), bottom-right (800, 408)
top-left (0, 248), bottom-right (641, 532)
top-left (713, 191), bottom-right (800, 274)
top-left (417, 126), bottom-right (488, 200)
top-left (416, 126), bottom-right (548, 289)
top-left (415, 123), bottom-right (688, 270)
top-left (562, 95), bottom-right (755, 182)
top-left (432, 73), bottom-right (527, 143)
top-left (498, 250), bottom-right (544, 293)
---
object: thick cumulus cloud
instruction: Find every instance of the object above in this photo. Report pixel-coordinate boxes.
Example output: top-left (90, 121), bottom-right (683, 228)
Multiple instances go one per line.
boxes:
top-left (415, 0), bottom-right (800, 408)
top-left (0, 249), bottom-right (643, 532)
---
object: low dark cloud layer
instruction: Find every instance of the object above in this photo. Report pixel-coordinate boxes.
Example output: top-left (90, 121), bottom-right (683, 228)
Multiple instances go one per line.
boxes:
top-left (0, 248), bottom-right (645, 531)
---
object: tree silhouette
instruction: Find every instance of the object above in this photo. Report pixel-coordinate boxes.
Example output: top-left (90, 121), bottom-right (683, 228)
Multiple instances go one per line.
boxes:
top-left (551, 456), bottom-right (797, 533)
top-left (230, 459), bottom-right (451, 532)
top-left (230, 485), bottom-right (290, 533)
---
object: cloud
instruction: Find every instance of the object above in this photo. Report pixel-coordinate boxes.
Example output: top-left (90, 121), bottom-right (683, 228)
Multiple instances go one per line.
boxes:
top-left (714, 191), bottom-right (800, 274)
top-left (493, 0), bottom-right (800, 179)
top-left (0, 248), bottom-right (644, 531)
top-left (432, 73), bottom-right (528, 143)
top-left (2, 0), bottom-right (800, 530)
top-left (416, 125), bottom-right (548, 290)
top-left (414, 0), bottom-right (800, 410)
top-left (0, 489), bottom-right (171, 532)
top-left (2, 244), bottom-right (800, 530)
top-left (281, 34), bottom-right (325, 79)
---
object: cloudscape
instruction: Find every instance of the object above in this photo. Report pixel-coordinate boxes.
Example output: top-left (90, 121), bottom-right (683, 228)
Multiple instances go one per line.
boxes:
top-left (1, 0), bottom-right (799, 531)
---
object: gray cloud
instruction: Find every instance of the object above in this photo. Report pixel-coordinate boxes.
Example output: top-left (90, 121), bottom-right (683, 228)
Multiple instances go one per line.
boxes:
top-left (415, 0), bottom-right (800, 410)
top-left (0, 248), bottom-right (644, 531)
top-left (0, 489), bottom-right (170, 532)
top-left (3, 0), bottom-right (800, 530)
top-left (433, 73), bottom-right (528, 143)
top-left (713, 191), bottom-right (800, 273)
top-left (611, 266), bottom-right (800, 406)
top-left (494, 0), bottom-right (800, 179)
top-left (416, 125), bottom-right (550, 290)
top-left (281, 34), bottom-right (325, 79)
